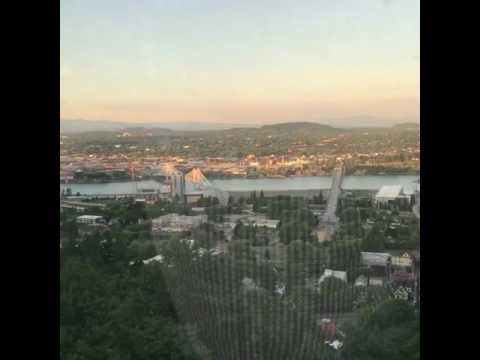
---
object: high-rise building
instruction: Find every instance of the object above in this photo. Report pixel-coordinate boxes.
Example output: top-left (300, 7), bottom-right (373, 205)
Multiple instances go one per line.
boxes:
top-left (170, 171), bottom-right (185, 202)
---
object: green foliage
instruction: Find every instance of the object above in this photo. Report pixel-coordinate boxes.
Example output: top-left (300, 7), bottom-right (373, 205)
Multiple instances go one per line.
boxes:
top-left (287, 240), bottom-right (327, 277)
top-left (63, 219), bottom-right (79, 239)
top-left (311, 191), bottom-right (325, 204)
top-left (61, 234), bottom-right (200, 360)
top-left (127, 240), bottom-right (157, 261)
top-left (233, 221), bottom-right (257, 241)
top-left (144, 200), bottom-right (193, 219)
top-left (342, 299), bottom-right (420, 360)
top-left (318, 277), bottom-right (355, 312)
top-left (258, 196), bottom-right (317, 244)
top-left (228, 240), bottom-right (256, 261)
top-left (328, 241), bottom-right (361, 277)
top-left (196, 196), bottom-right (219, 207)
top-left (204, 206), bottom-right (227, 222)
top-left (192, 223), bottom-right (224, 248)
top-left (362, 224), bottom-right (385, 252)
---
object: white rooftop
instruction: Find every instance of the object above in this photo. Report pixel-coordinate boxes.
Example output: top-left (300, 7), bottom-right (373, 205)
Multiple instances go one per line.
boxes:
top-left (361, 252), bottom-right (391, 266)
top-left (143, 254), bottom-right (164, 265)
top-left (326, 340), bottom-right (343, 350)
top-left (76, 215), bottom-right (103, 220)
top-left (319, 269), bottom-right (347, 283)
top-left (375, 185), bottom-right (404, 199)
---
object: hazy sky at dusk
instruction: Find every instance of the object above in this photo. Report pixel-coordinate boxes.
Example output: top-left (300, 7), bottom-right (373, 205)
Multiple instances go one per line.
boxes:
top-left (61, 0), bottom-right (419, 124)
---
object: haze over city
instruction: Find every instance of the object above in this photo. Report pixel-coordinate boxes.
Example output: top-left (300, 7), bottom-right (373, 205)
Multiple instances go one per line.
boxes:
top-left (61, 0), bottom-right (419, 126)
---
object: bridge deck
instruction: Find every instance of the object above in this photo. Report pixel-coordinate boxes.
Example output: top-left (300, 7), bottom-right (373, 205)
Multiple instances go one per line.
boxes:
top-left (319, 164), bottom-right (345, 240)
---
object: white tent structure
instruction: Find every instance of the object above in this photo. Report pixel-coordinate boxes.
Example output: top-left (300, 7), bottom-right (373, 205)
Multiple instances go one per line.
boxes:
top-left (185, 168), bottom-right (230, 206)
top-left (185, 168), bottom-right (211, 185)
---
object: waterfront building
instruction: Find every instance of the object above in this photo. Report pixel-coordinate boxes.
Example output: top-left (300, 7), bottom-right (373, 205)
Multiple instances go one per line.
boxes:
top-left (170, 171), bottom-right (186, 202)
top-left (374, 185), bottom-right (410, 206)
top-left (184, 167), bottom-right (229, 206)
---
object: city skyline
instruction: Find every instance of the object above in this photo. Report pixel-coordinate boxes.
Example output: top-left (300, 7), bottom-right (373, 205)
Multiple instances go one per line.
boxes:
top-left (61, 0), bottom-right (419, 125)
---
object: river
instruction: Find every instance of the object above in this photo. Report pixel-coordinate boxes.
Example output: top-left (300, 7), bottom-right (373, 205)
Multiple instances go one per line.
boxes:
top-left (61, 175), bottom-right (419, 195)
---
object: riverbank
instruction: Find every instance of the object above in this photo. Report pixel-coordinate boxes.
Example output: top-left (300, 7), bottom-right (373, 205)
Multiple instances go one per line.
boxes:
top-left (61, 175), bottom-right (418, 196)
top-left (227, 189), bottom-right (377, 200)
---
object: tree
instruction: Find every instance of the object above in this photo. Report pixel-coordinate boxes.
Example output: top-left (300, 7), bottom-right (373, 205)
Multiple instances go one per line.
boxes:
top-left (287, 240), bottom-right (315, 263)
top-left (141, 243), bottom-right (157, 259)
top-left (318, 276), bottom-right (354, 312)
top-left (63, 220), bottom-right (79, 239)
top-left (264, 248), bottom-right (271, 260)
top-left (193, 223), bottom-right (223, 248)
top-left (328, 241), bottom-right (361, 277)
top-left (233, 220), bottom-right (243, 239)
top-left (342, 300), bottom-right (419, 360)
top-left (61, 249), bottom-right (200, 360)
top-left (362, 224), bottom-right (385, 252)
top-left (228, 240), bottom-right (256, 261)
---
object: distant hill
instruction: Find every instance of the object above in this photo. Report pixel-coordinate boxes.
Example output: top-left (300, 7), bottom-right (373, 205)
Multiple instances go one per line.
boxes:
top-left (123, 127), bottom-right (174, 136)
top-left (392, 122), bottom-right (420, 130)
top-left (310, 116), bottom-right (419, 128)
top-left (257, 122), bottom-right (344, 136)
top-left (60, 119), bottom-right (130, 133)
top-left (61, 118), bottom-right (420, 135)
top-left (60, 119), bottom-right (253, 133)
top-left (261, 122), bottom-right (338, 131)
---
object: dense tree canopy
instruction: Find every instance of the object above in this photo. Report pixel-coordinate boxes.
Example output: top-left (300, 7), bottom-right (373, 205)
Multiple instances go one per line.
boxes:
top-left (61, 232), bottom-right (201, 360)
top-left (342, 299), bottom-right (420, 360)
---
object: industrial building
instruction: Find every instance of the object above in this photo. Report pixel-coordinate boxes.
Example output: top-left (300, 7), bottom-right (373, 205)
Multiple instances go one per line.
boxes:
top-left (240, 215), bottom-right (280, 230)
top-left (374, 185), bottom-right (410, 206)
top-left (151, 213), bottom-right (208, 234)
top-left (76, 215), bottom-right (105, 225)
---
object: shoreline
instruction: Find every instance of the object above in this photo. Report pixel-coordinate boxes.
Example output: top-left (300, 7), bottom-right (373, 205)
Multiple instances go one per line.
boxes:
top-left (227, 189), bottom-right (377, 199)
top-left (61, 172), bottom-right (419, 185)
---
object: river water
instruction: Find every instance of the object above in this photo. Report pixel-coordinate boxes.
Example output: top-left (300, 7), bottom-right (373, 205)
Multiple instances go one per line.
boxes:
top-left (61, 175), bottom-right (419, 195)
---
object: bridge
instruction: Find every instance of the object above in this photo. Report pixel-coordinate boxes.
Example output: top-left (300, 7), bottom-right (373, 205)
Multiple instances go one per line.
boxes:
top-left (317, 163), bottom-right (345, 241)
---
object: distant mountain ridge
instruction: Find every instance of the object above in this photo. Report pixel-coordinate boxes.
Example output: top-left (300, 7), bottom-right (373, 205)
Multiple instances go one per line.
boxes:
top-left (60, 118), bottom-right (419, 134)
top-left (392, 123), bottom-right (420, 130)
top-left (260, 122), bottom-right (338, 131)
top-left (60, 119), bottom-right (253, 133)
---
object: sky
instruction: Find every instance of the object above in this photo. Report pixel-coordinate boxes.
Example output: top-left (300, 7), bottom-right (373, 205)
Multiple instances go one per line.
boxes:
top-left (61, 0), bottom-right (419, 125)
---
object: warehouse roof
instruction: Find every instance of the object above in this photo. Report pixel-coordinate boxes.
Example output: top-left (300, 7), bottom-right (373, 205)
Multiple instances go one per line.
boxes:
top-left (319, 269), bottom-right (347, 283)
top-left (361, 252), bottom-right (391, 266)
top-left (375, 185), bottom-right (404, 199)
top-left (76, 215), bottom-right (103, 220)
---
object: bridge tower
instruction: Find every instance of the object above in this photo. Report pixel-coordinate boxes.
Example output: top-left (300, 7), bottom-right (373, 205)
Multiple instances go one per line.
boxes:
top-left (120, 153), bottom-right (138, 195)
